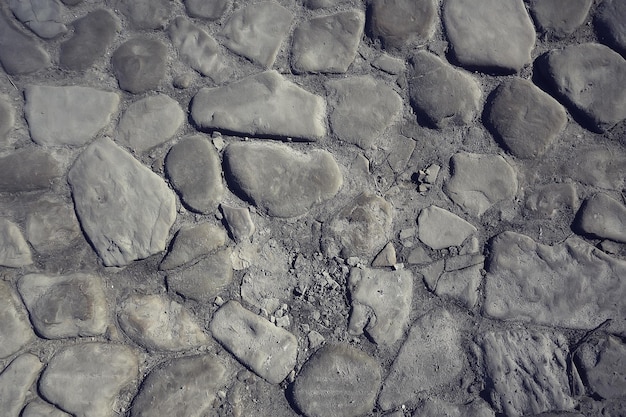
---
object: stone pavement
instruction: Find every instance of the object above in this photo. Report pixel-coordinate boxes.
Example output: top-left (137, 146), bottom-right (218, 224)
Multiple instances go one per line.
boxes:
top-left (0, 0), bottom-right (625, 416)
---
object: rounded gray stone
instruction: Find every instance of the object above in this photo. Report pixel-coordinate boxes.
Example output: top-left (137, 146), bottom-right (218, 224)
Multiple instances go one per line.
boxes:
top-left (116, 0), bottom-right (171, 30)
top-left (368, 0), bottom-right (437, 49)
top-left (576, 335), bottom-right (626, 400)
top-left (576, 193), bottom-right (626, 243)
top-left (184, 0), bottom-right (231, 19)
top-left (0, 10), bottom-right (51, 75)
top-left (8, 0), bottom-right (67, 39)
top-left (111, 38), bottom-right (167, 94)
top-left (528, 0), bottom-right (592, 39)
top-left (596, 0), bottom-right (626, 56)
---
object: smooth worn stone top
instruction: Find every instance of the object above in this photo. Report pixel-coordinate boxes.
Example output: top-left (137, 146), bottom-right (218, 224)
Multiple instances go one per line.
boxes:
top-left (116, 0), bottom-right (172, 30)
top-left (0, 281), bottom-right (35, 359)
top-left (192, 70), bottom-right (326, 141)
top-left (576, 192), bottom-right (626, 243)
top-left (9, 0), bottom-right (67, 39)
top-left (527, 0), bottom-right (592, 39)
top-left (223, 141), bottom-right (342, 218)
top-left (184, 0), bottom-right (231, 19)
top-left (0, 148), bottom-right (62, 192)
top-left (25, 85), bottom-right (120, 147)
top-left (443, 0), bottom-right (536, 72)
top-left (596, 0), bottom-right (626, 56)
top-left (418, 205), bottom-right (477, 249)
top-left (0, 353), bottom-right (44, 417)
top-left (68, 138), bottom-right (176, 267)
top-left (0, 218), bottom-right (32, 268)
top-left (576, 335), bottom-right (626, 400)
top-left (111, 38), bottom-right (168, 94)
top-left (0, 9), bottom-right (51, 75)
top-left (368, 0), bottom-right (437, 49)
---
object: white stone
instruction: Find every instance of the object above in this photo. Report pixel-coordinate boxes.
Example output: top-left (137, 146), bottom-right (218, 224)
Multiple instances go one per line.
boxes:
top-left (418, 206), bottom-right (477, 249)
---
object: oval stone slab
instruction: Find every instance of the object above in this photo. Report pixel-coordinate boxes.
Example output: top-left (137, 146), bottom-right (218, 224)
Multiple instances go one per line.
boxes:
top-left (223, 142), bottom-right (342, 218)
top-left (369, 0), bottom-right (437, 49)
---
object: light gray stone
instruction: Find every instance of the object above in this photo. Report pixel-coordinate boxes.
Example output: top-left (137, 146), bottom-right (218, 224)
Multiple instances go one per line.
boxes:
top-left (17, 273), bottom-right (108, 339)
top-left (486, 78), bottom-right (567, 158)
top-left (223, 141), bottom-right (342, 218)
top-left (26, 198), bottom-right (81, 253)
top-left (24, 85), bottom-right (119, 147)
top-left (408, 51), bottom-right (482, 128)
top-left (563, 147), bottom-right (626, 190)
top-left (116, 95), bottom-right (184, 152)
top-left (0, 281), bottom-right (35, 359)
top-left (68, 138), bottom-right (176, 267)
top-left (0, 148), bottom-right (62, 192)
top-left (369, 0), bottom-right (437, 49)
top-left (528, 0), bottom-right (592, 38)
top-left (130, 354), bottom-right (228, 417)
top-left (575, 335), bottom-right (626, 400)
top-left (39, 343), bottom-right (138, 417)
top-left (184, 0), bottom-right (230, 19)
top-left (411, 398), bottom-right (495, 417)
top-left (478, 330), bottom-right (574, 416)
top-left (210, 300), bottom-right (298, 384)
top-left (0, 219), bottom-right (32, 267)
top-left (444, 152), bottom-right (518, 217)
top-left (596, 0), bottom-right (626, 56)
top-left (0, 95), bottom-right (14, 140)
top-left (118, 294), bottom-right (210, 351)
top-left (576, 193), bottom-right (626, 243)
top-left (542, 43), bottom-right (626, 132)
top-left (160, 223), bottom-right (227, 270)
top-left (221, 205), bottom-right (255, 242)
top-left (378, 309), bottom-right (465, 411)
top-left (485, 231), bottom-right (626, 333)
top-left (0, 353), bottom-right (43, 417)
top-left (165, 135), bottom-right (224, 214)
top-left (293, 344), bottom-right (381, 417)
top-left (326, 76), bottom-right (402, 149)
top-left (418, 206), bottom-right (477, 250)
top-left (424, 258), bottom-right (483, 309)
top-left (9, 0), bottom-right (67, 39)
top-left (22, 400), bottom-right (72, 417)
top-left (371, 53), bottom-right (406, 74)
top-left (111, 38), bottom-right (168, 94)
top-left (443, 0), bottom-right (535, 72)
top-left (221, 2), bottom-right (293, 67)
top-left (191, 71), bottom-right (326, 140)
top-left (371, 242), bottom-right (396, 267)
top-left (525, 183), bottom-right (578, 217)
top-left (116, 0), bottom-right (171, 30)
top-left (0, 10), bottom-right (50, 75)
top-left (348, 267), bottom-right (412, 345)
top-left (292, 10), bottom-right (365, 73)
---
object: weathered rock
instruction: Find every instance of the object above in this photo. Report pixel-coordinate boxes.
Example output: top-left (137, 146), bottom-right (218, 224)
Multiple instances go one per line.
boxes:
top-left (39, 343), bottom-right (138, 417)
top-left (563, 147), bottom-right (626, 190)
top-left (371, 52), bottom-right (406, 74)
top-left (116, 94), bottom-right (184, 152)
top-left (221, 205), bottom-right (255, 242)
top-left (486, 78), bottom-right (567, 158)
top-left (576, 193), bottom-right (626, 243)
top-left (116, 0), bottom-right (171, 30)
top-left (17, 273), bottom-right (107, 339)
top-left (293, 344), bottom-right (381, 417)
top-left (326, 76), bottom-right (402, 149)
top-left (220, 2), bottom-right (293, 67)
top-left (348, 267), bottom-right (412, 345)
top-left (111, 38), bottom-right (168, 94)
top-left (478, 330), bottom-right (574, 416)
top-left (184, 0), bottom-right (230, 19)
top-left (0, 219), bottom-right (32, 267)
top-left (223, 141), bottom-right (342, 218)
top-left (24, 85), bottom-right (119, 147)
top-left (412, 398), bottom-right (495, 417)
top-left (0, 281), bottom-right (35, 358)
top-left (525, 183), bottom-right (578, 217)
top-left (542, 43), bottom-right (626, 132)
top-left (130, 354), bottom-right (228, 417)
top-left (444, 152), bottom-right (518, 216)
top-left (68, 138), bottom-right (176, 267)
top-left (0, 9), bottom-right (50, 75)
top-left (378, 309), bottom-right (465, 411)
top-left (26, 198), bottom-right (81, 252)
top-left (322, 193), bottom-right (393, 258)
top-left (443, 0), bottom-right (535, 72)
top-left (118, 294), bottom-right (209, 351)
top-left (165, 136), bottom-right (224, 214)
top-left (292, 10), bottom-right (365, 73)
top-left (0, 148), bottom-right (62, 192)
top-left (368, 0), bottom-right (437, 49)
top-left (60, 9), bottom-right (120, 71)
top-left (22, 399), bottom-right (72, 417)
top-left (371, 242), bottom-right (396, 267)
top-left (575, 335), bottom-right (626, 400)
top-left (408, 51), bottom-right (482, 128)
top-left (0, 95), bottom-right (14, 140)
top-left (210, 300), bottom-right (298, 384)
top-left (527, 0), bottom-right (592, 38)
top-left (485, 231), bottom-right (626, 333)
top-left (418, 206), bottom-right (477, 250)
top-left (160, 223), bottom-right (227, 270)
top-left (0, 353), bottom-right (44, 417)
top-left (424, 256), bottom-right (484, 308)
top-left (596, 0), bottom-right (626, 56)
top-left (191, 71), bottom-right (326, 140)
top-left (9, 0), bottom-right (66, 39)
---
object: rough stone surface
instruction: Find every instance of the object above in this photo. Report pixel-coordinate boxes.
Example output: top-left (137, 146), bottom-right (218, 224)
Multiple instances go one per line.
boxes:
top-left (116, 94), bottom-right (184, 152)
top-left (292, 10), bottom-right (365, 73)
top-left (596, 0), bottom-right (626, 56)
top-left (423, 255), bottom-right (484, 308)
top-left (443, 0), bottom-right (535, 72)
top-left (0, 353), bottom-right (43, 417)
top-left (412, 398), bottom-right (495, 417)
top-left (130, 354), bottom-right (228, 417)
top-left (118, 294), bottom-right (209, 351)
top-left (563, 147), bottom-right (626, 190)
top-left (68, 138), bottom-right (176, 267)
top-left (26, 198), bottom-right (81, 252)
top-left (39, 343), bottom-right (138, 417)
top-left (210, 300), bottom-right (298, 384)
top-left (486, 78), bottom-right (567, 158)
top-left (478, 330), bottom-right (574, 416)
top-left (348, 267), bottom-right (413, 345)
top-left (0, 95), bottom-right (14, 140)
top-left (60, 9), bottom-right (120, 71)
top-left (418, 206), bottom-right (477, 249)
top-left (408, 51), bottom-right (482, 128)
top-left (160, 223), bottom-right (227, 270)
top-left (165, 135), bottom-right (224, 214)
top-left (116, 0), bottom-right (171, 30)
top-left (0, 281), bottom-right (35, 358)
top-left (0, 148), bottom-right (62, 192)
top-left (0, 9), bottom-right (50, 75)
top-left (17, 273), bottom-right (107, 339)
top-left (111, 38), bottom-right (168, 94)
top-left (378, 309), bottom-right (465, 411)
top-left (184, 0), bottom-right (230, 19)
top-left (292, 344), bottom-right (382, 417)
top-left (0, 218), bottom-right (32, 267)
top-left (224, 141), bottom-right (342, 218)
top-left (220, 2), bottom-right (293, 68)
top-left (528, 0), bottom-right (592, 38)
top-left (192, 71), bottom-right (326, 140)
top-left (485, 231), bottom-right (626, 333)
top-left (326, 76), bottom-right (402, 149)
top-left (576, 193), bottom-right (626, 243)
top-left (24, 85), bottom-right (119, 147)
top-left (9, 0), bottom-right (66, 39)
top-left (369, 0), bottom-right (437, 49)
top-left (525, 183), bottom-right (578, 217)
top-left (371, 242), bottom-right (396, 267)
top-left (221, 205), bottom-right (255, 242)
top-left (542, 43), bottom-right (626, 132)
top-left (22, 400), bottom-right (72, 417)
top-left (575, 335), bottom-right (626, 400)
top-left (445, 152), bottom-right (518, 217)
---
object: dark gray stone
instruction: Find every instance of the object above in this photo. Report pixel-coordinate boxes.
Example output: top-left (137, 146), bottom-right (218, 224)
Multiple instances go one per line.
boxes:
top-left (528, 0), bottom-right (592, 38)
top-left (116, 0), bottom-right (171, 30)
top-left (8, 0), bottom-right (67, 39)
top-left (21, 400), bottom-right (72, 417)
top-left (0, 8), bottom-right (50, 75)
top-left (111, 38), bottom-right (167, 94)
top-left (596, 0), bottom-right (626, 56)
top-left (0, 95), bottom-right (14, 140)
top-left (576, 193), bottom-right (626, 243)
top-left (0, 148), bottom-right (62, 192)
top-left (369, 0), bottom-right (437, 48)
top-left (0, 281), bottom-right (35, 359)
top-left (184, 0), bottom-right (231, 19)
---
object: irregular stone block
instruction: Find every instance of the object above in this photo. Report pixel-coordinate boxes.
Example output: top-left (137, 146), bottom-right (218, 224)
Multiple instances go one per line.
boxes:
top-left (9, 0), bottom-right (67, 39)
top-left (369, 0), bottom-right (437, 49)
top-left (575, 335), bottom-right (626, 400)
top-left (210, 300), bottom-right (298, 384)
top-left (0, 9), bottom-right (50, 75)
top-left (596, 0), bottom-right (626, 56)
top-left (184, 0), bottom-right (230, 19)
top-left (111, 38), bottom-right (167, 94)
top-left (525, 183), bottom-right (578, 218)
top-left (371, 242), bottom-right (396, 267)
top-left (221, 205), bottom-right (255, 242)
top-left (26, 198), bottom-right (81, 252)
top-left (0, 219), bottom-right (32, 267)
top-left (116, 0), bottom-right (171, 30)
top-left (0, 353), bottom-right (43, 417)
top-left (160, 223), bottom-right (227, 270)
top-left (576, 193), bottom-right (626, 243)
top-left (417, 205), bottom-right (477, 249)
top-left (0, 281), bottom-right (35, 358)
top-left (425, 260), bottom-right (483, 309)
top-left (528, 0), bottom-right (592, 38)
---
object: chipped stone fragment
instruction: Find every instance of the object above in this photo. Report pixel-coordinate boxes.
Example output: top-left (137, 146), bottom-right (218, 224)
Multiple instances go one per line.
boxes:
top-left (418, 206), bottom-right (477, 250)
top-left (8, 0), bottom-right (67, 39)
top-left (111, 38), bottom-right (168, 94)
top-left (0, 353), bottom-right (43, 417)
top-left (221, 205), bottom-right (255, 242)
top-left (576, 193), bottom-right (626, 243)
top-left (369, 0), bottom-right (437, 49)
top-left (0, 219), bottom-right (32, 267)
top-left (0, 281), bottom-right (35, 358)
top-left (528, 0), bottom-right (592, 38)
top-left (371, 242), bottom-right (396, 267)
top-left (160, 223), bottom-right (227, 270)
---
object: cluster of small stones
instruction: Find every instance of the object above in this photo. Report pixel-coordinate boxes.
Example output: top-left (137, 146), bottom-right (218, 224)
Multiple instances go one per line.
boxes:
top-left (0, 0), bottom-right (625, 417)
